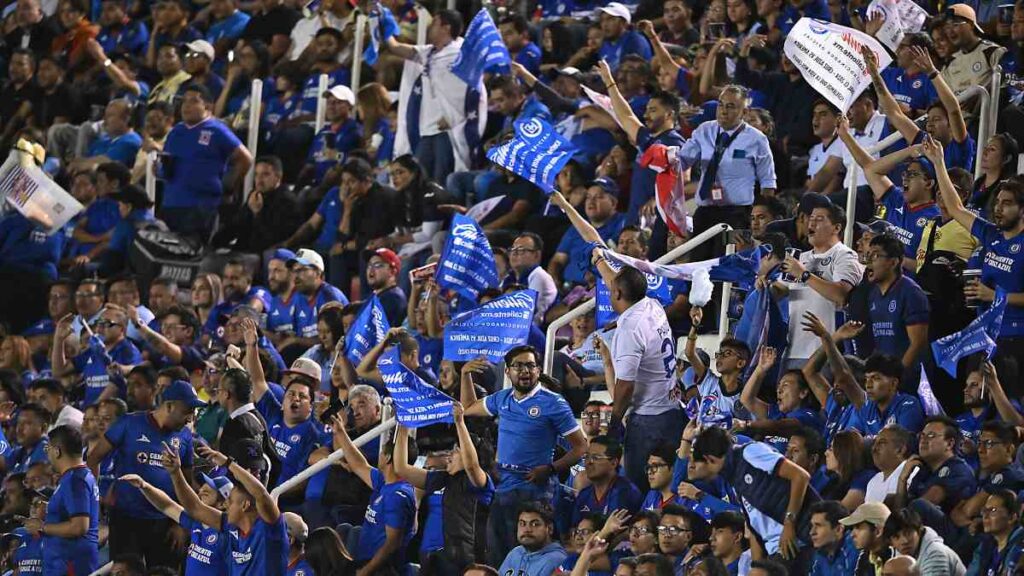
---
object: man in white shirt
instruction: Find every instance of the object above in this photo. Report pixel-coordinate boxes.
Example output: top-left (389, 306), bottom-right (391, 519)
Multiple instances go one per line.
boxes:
top-left (509, 232), bottom-right (557, 324)
top-left (288, 0), bottom-right (356, 61)
top-left (550, 191), bottom-right (683, 492)
top-left (865, 425), bottom-right (912, 503)
top-left (806, 99), bottom-right (848, 195)
top-left (27, 378), bottom-right (84, 431)
top-left (386, 9), bottom-right (488, 182)
top-left (841, 90), bottom-right (892, 223)
top-left (776, 203), bottom-right (864, 368)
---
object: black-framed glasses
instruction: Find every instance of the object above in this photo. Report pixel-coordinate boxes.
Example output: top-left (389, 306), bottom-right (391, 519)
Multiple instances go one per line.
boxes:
top-left (646, 463), bottom-right (669, 473)
top-left (573, 527), bottom-right (595, 537)
top-left (630, 526), bottom-right (654, 536)
top-left (584, 453), bottom-right (614, 463)
top-left (581, 413), bottom-right (602, 420)
top-left (714, 349), bottom-right (737, 359)
top-left (657, 526), bottom-right (692, 535)
top-left (94, 320), bottom-right (121, 329)
top-left (509, 362), bottom-right (539, 372)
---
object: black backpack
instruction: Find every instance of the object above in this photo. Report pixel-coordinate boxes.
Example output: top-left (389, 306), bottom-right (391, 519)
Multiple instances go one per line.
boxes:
top-left (916, 218), bottom-right (973, 338)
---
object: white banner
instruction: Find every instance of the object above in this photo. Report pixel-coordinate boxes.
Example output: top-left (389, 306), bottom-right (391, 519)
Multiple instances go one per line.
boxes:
top-left (0, 151), bottom-right (82, 234)
top-left (581, 84), bottom-right (625, 129)
top-left (868, 0), bottom-right (929, 52)
top-left (783, 18), bottom-right (893, 113)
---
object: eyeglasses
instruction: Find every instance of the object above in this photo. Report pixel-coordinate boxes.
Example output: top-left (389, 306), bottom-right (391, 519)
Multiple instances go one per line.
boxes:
top-left (573, 528), bottom-right (595, 537)
top-left (508, 247), bottom-right (538, 254)
top-left (581, 413), bottom-right (602, 420)
top-left (646, 463), bottom-right (669, 473)
top-left (75, 291), bottom-right (100, 299)
top-left (630, 526), bottom-right (654, 536)
top-left (978, 439), bottom-right (1006, 450)
top-left (368, 262), bottom-right (391, 270)
top-left (584, 453), bottom-right (614, 463)
top-left (509, 362), bottom-right (539, 372)
top-left (714, 349), bottom-right (738, 359)
top-left (94, 320), bottom-right (121, 329)
top-left (657, 526), bottom-right (692, 535)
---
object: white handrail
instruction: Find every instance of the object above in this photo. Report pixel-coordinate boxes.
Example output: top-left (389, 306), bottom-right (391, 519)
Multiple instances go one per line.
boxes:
top-left (244, 78), bottom-right (263, 199)
top-left (144, 151), bottom-right (157, 203)
top-left (989, 66), bottom-right (1002, 152)
top-left (270, 399), bottom-right (397, 501)
top-left (314, 73), bottom-right (330, 134)
top-left (841, 84), bottom-right (990, 247)
top-left (718, 243), bottom-right (735, 337)
top-left (352, 14), bottom-right (368, 96)
top-left (89, 563), bottom-right (111, 575)
top-left (542, 223), bottom-right (733, 375)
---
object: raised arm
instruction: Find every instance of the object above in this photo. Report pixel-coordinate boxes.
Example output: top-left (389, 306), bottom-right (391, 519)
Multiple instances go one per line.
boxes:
top-left (595, 59), bottom-right (643, 144)
top-left (392, 425), bottom-right (428, 488)
top-left (740, 347), bottom-right (776, 420)
top-left (801, 312), bottom-right (867, 408)
top-left (549, 191), bottom-right (619, 287)
top-left (330, 412), bottom-right (374, 487)
top-left (163, 442), bottom-right (222, 528)
top-left (128, 306), bottom-right (183, 363)
top-left (239, 318), bottom-right (269, 402)
top-left (119, 474), bottom-right (185, 522)
top-left (200, 444), bottom-right (280, 525)
top-left (982, 360), bottom-right (1024, 426)
top-left (685, 307), bottom-right (708, 383)
top-left (639, 20), bottom-right (681, 75)
top-left (911, 46), bottom-right (967, 142)
top-left (837, 115), bottom-right (894, 200)
top-left (459, 358), bottom-right (491, 417)
top-left (452, 402), bottom-right (488, 488)
top-left (357, 328), bottom-right (405, 381)
top-left (50, 314), bottom-right (75, 378)
top-left (383, 35), bottom-right (418, 61)
top-left (922, 135), bottom-right (977, 233)
top-left (863, 46), bottom-right (919, 144)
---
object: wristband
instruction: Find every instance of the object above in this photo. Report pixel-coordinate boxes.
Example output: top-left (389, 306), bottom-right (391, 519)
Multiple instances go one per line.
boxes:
top-left (605, 82), bottom-right (617, 90)
top-left (224, 456), bottom-right (234, 469)
top-left (800, 270), bottom-right (812, 283)
top-left (103, 58), bottom-right (112, 68)
top-left (928, 70), bottom-right (939, 80)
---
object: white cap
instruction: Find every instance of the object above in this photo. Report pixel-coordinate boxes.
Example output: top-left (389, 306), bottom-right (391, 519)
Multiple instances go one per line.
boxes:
top-left (324, 84), bottom-right (356, 106)
top-left (289, 248), bottom-right (325, 273)
top-left (597, 2), bottom-right (631, 23)
top-left (557, 66), bottom-right (583, 79)
top-left (185, 40), bottom-right (216, 62)
top-left (283, 357), bottom-right (322, 385)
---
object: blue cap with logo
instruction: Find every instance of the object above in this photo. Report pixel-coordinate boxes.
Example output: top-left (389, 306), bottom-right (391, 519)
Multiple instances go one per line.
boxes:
top-left (200, 472), bottom-right (234, 501)
top-left (161, 380), bottom-right (206, 409)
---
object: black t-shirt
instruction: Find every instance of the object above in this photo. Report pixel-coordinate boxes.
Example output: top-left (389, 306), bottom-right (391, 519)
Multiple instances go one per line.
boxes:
top-left (0, 80), bottom-right (42, 126)
top-left (423, 470), bottom-right (491, 566)
top-left (242, 6), bottom-right (301, 45)
top-left (479, 175), bottom-right (545, 229)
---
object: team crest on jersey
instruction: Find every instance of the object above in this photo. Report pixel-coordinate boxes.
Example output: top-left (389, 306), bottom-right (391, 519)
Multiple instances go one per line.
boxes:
top-left (912, 79), bottom-right (922, 89)
top-left (744, 474), bottom-right (753, 485)
top-left (528, 406), bottom-right (541, 417)
top-left (206, 534), bottom-right (218, 544)
top-left (993, 473), bottom-right (1004, 485)
top-left (973, 62), bottom-right (983, 73)
top-left (290, 434), bottom-right (301, 443)
top-left (1012, 244), bottom-right (1021, 254)
top-left (198, 130), bottom-right (212, 146)
top-left (938, 467), bottom-right (949, 478)
top-left (423, 354), bottom-right (432, 365)
top-left (916, 217), bottom-right (926, 228)
top-left (170, 438), bottom-right (181, 450)
top-left (888, 301), bottom-right (897, 313)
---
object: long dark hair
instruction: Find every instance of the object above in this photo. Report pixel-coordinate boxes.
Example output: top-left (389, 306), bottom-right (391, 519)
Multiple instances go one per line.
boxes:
top-left (391, 154), bottom-right (441, 228)
top-left (305, 527), bottom-right (352, 576)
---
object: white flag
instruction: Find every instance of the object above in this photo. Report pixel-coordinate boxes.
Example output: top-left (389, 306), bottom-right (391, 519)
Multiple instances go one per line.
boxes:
top-left (0, 151), bottom-right (82, 234)
top-left (868, 0), bottom-right (929, 52)
top-left (783, 18), bottom-right (893, 113)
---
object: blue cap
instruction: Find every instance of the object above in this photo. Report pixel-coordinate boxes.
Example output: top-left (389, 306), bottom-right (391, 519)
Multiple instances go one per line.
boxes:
top-left (587, 176), bottom-right (620, 196)
top-left (161, 380), bottom-right (206, 409)
top-left (908, 156), bottom-right (936, 180)
top-left (269, 248), bottom-right (296, 263)
top-left (21, 319), bottom-right (55, 337)
top-left (200, 472), bottom-right (234, 501)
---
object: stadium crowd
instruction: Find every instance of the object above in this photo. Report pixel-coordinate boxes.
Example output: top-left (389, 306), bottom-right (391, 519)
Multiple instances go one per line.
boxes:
top-left (2, 0), bottom-right (1024, 574)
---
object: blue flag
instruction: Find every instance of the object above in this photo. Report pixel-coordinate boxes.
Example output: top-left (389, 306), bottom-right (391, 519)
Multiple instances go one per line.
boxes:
top-left (363, 4), bottom-right (401, 66)
top-left (733, 284), bottom-right (789, 379)
top-left (602, 245), bottom-right (765, 292)
top-left (443, 290), bottom-right (537, 362)
top-left (931, 288), bottom-right (1007, 377)
top-left (486, 118), bottom-right (578, 194)
top-left (378, 347), bottom-right (453, 427)
top-left (436, 214), bottom-right (499, 302)
top-left (594, 265), bottom-right (674, 327)
top-left (450, 9), bottom-right (511, 87)
top-left (345, 295), bottom-right (391, 365)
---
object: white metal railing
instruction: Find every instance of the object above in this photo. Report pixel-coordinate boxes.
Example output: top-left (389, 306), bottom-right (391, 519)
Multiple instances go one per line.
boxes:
top-left (542, 223), bottom-right (734, 375)
top-left (314, 73), bottom-right (330, 134)
top-left (89, 563), bottom-right (111, 575)
top-left (988, 66), bottom-right (1002, 151)
top-left (842, 84), bottom-right (991, 247)
top-left (144, 151), bottom-right (157, 203)
top-left (244, 79), bottom-right (263, 199)
top-left (352, 14), bottom-right (368, 95)
top-left (270, 399), bottom-right (397, 500)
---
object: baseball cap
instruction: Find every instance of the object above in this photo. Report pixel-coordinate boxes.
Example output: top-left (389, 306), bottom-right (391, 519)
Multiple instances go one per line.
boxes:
top-left (22, 319), bottom-right (55, 337)
top-left (839, 502), bottom-right (891, 527)
top-left (597, 2), bottom-right (632, 23)
top-left (556, 67), bottom-right (584, 82)
top-left (796, 192), bottom-right (832, 216)
top-left (269, 248), bottom-right (297, 264)
top-left (185, 39), bottom-right (215, 62)
top-left (907, 156), bottom-right (936, 180)
top-left (200, 472), bottom-right (234, 501)
top-left (945, 4), bottom-right (985, 35)
top-left (324, 84), bottom-right (356, 106)
top-left (161, 380), bottom-right (206, 409)
top-left (230, 439), bottom-right (270, 483)
top-left (587, 176), bottom-right (620, 196)
top-left (371, 248), bottom-right (401, 272)
top-left (109, 185), bottom-right (154, 210)
top-left (283, 512), bottom-right (309, 544)
top-left (282, 357), bottom-right (322, 386)
top-left (289, 248), bottom-right (325, 273)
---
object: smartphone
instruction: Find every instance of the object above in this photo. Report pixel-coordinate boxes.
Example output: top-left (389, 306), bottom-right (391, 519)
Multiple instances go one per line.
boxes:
top-left (1000, 4), bottom-right (1015, 24)
top-left (708, 23), bottom-right (726, 40)
top-left (410, 262), bottom-right (438, 284)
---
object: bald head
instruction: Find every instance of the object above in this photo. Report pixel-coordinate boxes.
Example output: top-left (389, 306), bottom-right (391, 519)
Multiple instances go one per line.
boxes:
top-left (882, 556), bottom-right (919, 576)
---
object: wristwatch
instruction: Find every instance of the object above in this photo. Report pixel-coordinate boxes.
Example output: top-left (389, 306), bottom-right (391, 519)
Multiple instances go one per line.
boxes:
top-left (784, 511), bottom-right (798, 523)
top-left (800, 271), bottom-right (812, 283)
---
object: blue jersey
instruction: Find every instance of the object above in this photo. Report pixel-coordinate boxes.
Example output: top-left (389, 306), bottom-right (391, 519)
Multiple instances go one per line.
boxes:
top-left (824, 394), bottom-right (861, 445)
top-left (981, 464), bottom-right (1024, 494)
top-left (314, 189), bottom-right (344, 254)
top-left (97, 20), bottom-right (149, 55)
top-left (204, 287), bottom-right (273, 339)
top-left (106, 412), bottom-right (194, 519)
top-left (514, 42), bottom-right (543, 76)
top-left (356, 468), bottom-right (416, 567)
top-left (877, 186), bottom-right (941, 259)
top-left (43, 465), bottom-right (99, 576)
top-left (221, 512), bottom-right (288, 576)
top-left (415, 333), bottom-right (442, 378)
top-left (642, 489), bottom-right (683, 511)
top-left (307, 119), bottom-right (362, 185)
top-left (73, 336), bottom-right (141, 406)
top-left (484, 386), bottom-right (580, 492)
top-left (720, 442), bottom-right (821, 556)
top-left (810, 533), bottom-right (859, 576)
top-left (695, 373), bottom-right (744, 429)
top-left (266, 292), bottom-right (296, 336)
top-left (11, 528), bottom-right (42, 575)
top-left (180, 512), bottom-right (229, 576)
top-left (597, 30), bottom-right (651, 71)
top-left (556, 213), bottom-right (625, 285)
top-left (261, 395), bottom-right (320, 488)
top-left (572, 476), bottom-right (642, 527)
top-left (8, 438), bottom-right (48, 475)
top-left (499, 542), bottom-right (568, 576)
top-left (868, 275), bottom-right (929, 359)
top-left (207, 10), bottom-right (251, 43)
top-left (87, 131), bottom-right (142, 166)
top-left (881, 68), bottom-right (938, 115)
top-left (292, 283), bottom-right (348, 339)
top-left (764, 405), bottom-right (825, 453)
top-left (908, 456), bottom-right (976, 513)
top-left (972, 218), bottom-right (1024, 337)
top-left (299, 68), bottom-right (351, 116)
top-left (287, 557), bottom-right (314, 576)
top-left (68, 198), bottom-right (120, 257)
top-left (419, 489), bottom-right (445, 553)
top-left (264, 92), bottom-right (302, 130)
top-left (162, 118), bottom-right (243, 208)
top-left (855, 392), bottom-right (925, 436)
top-left (0, 212), bottom-right (65, 280)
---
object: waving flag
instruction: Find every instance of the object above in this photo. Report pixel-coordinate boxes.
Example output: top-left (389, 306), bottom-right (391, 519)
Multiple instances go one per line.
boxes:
top-left (436, 214), bottom-right (499, 302)
top-left (734, 283), bottom-right (789, 379)
top-left (345, 295), bottom-right (391, 365)
top-left (378, 347), bottom-right (453, 427)
top-left (363, 4), bottom-right (401, 66)
top-left (443, 290), bottom-right (537, 362)
top-left (450, 8), bottom-right (511, 87)
top-left (486, 118), bottom-right (578, 194)
top-left (601, 246), bottom-right (764, 291)
top-left (639, 143), bottom-right (690, 237)
top-left (0, 150), bottom-right (83, 234)
top-left (931, 288), bottom-right (1007, 377)
top-left (595, 261), bottom-right (675, 327)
